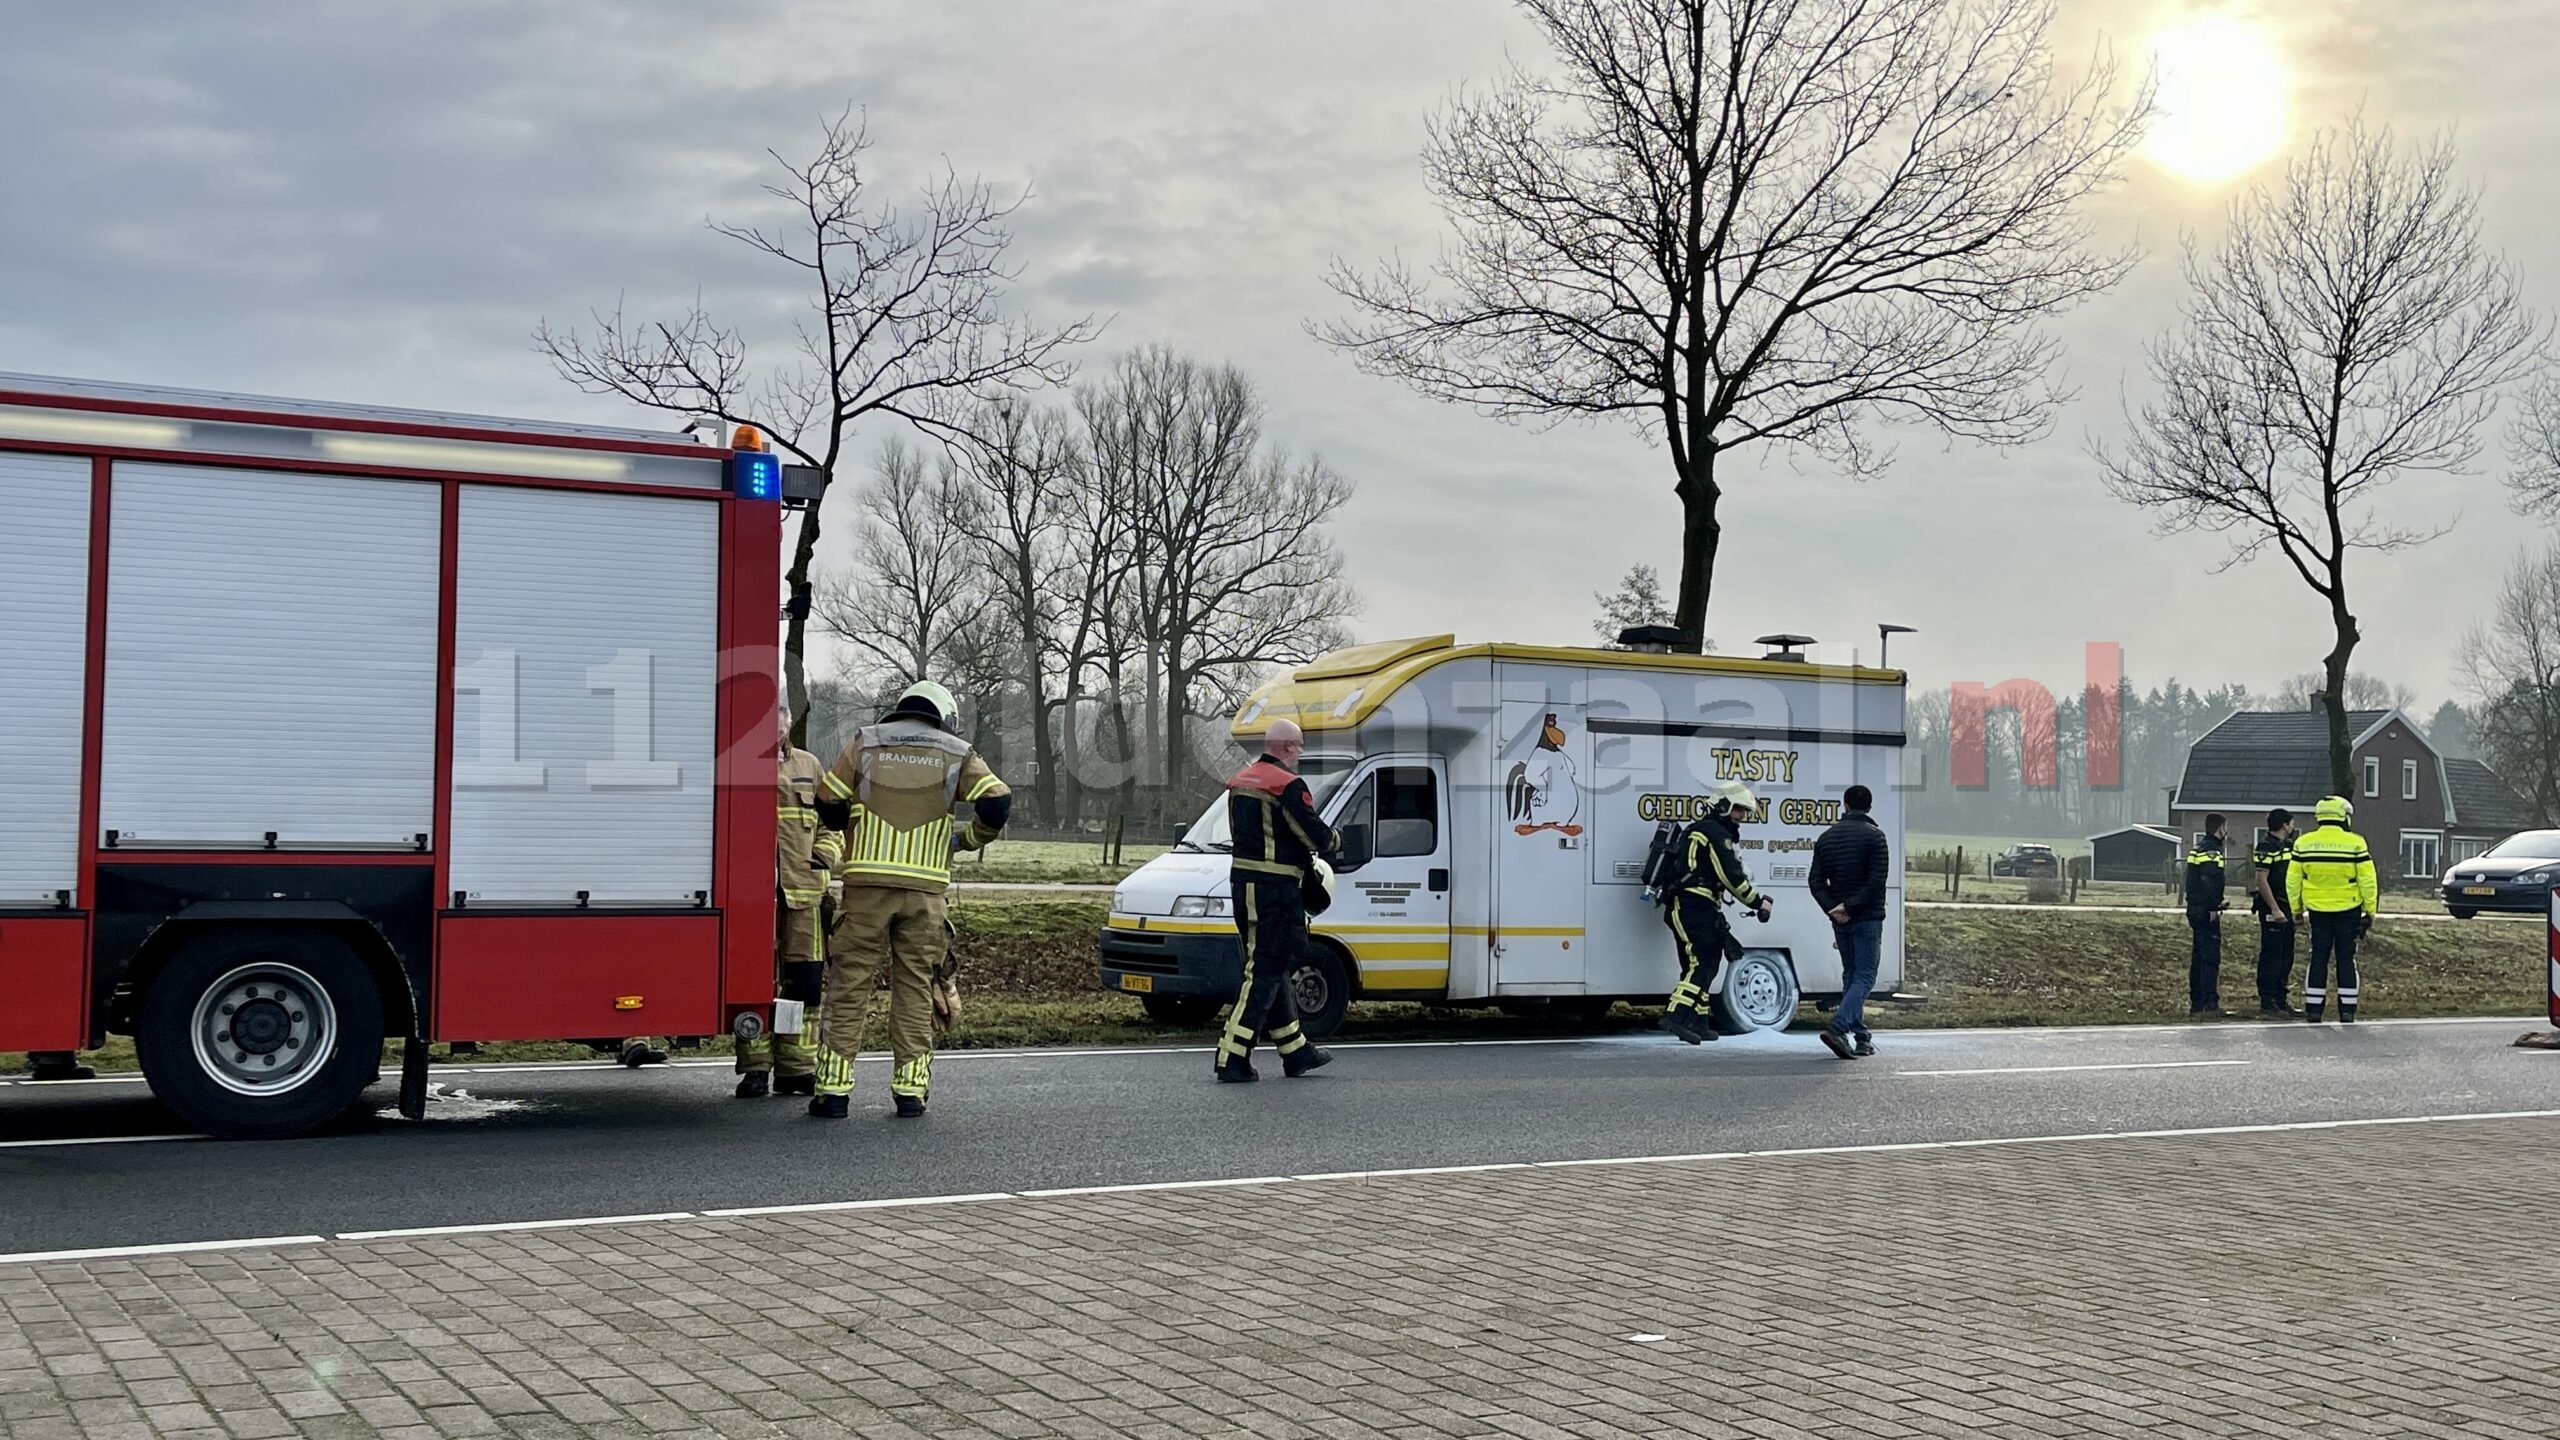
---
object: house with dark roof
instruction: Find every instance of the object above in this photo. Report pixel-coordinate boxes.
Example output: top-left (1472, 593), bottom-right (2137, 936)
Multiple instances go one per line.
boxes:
top-left (2170, 708), bottom-right (2537, 884)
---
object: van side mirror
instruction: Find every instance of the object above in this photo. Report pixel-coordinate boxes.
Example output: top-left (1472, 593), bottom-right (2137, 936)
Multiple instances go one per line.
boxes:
top-left (1335, 824), bottom-right (1374, 873)
top-left (1171, 822), bottom-right (1189, 845)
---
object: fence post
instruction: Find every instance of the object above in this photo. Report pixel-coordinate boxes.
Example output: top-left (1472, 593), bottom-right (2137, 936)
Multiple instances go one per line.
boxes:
top-left (1952, 846), bottom-right (1963, 900)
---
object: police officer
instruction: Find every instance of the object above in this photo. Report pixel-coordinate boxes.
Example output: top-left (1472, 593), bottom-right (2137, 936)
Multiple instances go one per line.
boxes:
top-left (1214, 717), bottom-right (1339, 1083)
top-left (2184, 813), bottom-right (2228, 1016)
top-left (737, 707), bottom-right (843, 1099)
top-left (2250, 808), bottom-right (2300, 1017)
top-left (808, 681), bottom-right (1010, 1118)
top-left (2286, 796), bottom-right (2379, 1023)
top-left (1662, 781), bottom-right (1771, 1046)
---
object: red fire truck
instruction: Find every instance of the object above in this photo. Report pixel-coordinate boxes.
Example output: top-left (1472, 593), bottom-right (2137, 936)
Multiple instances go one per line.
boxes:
top-left (0, 373), bottom-right (787, 1138)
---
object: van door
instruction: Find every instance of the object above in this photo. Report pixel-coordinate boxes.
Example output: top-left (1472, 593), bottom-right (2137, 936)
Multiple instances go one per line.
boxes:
top-left (1320, 759), bottom-right (1452, 996)
top-left (1492, 700), bottom-right (1588, 990)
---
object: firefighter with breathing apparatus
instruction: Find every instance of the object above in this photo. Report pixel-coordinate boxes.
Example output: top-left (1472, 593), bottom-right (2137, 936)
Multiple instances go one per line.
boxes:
top-left (808, 681), bottom-right (1010, 1118)
top-left (1644, 780), bottom-right (1773, 1044)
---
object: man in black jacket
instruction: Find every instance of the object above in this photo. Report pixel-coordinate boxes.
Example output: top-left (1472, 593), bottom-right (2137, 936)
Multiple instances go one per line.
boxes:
top-left (1215, 718), bottom-right (1340, 1083)
top-left (1807, 785), bottom-right (1891, 1059)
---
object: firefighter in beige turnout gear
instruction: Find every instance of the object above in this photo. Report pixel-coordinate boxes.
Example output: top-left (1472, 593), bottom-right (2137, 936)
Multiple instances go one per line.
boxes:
top-left (809, 682), bottom-right (1010, 1119)
top-left (736, 710), bottom-right (843, 1098)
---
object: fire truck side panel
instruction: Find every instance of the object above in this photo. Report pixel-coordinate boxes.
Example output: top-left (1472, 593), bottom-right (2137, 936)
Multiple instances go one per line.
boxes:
top-left (433, 913), bottom-right (721, 1041)
top-left (100, 463), bottom-right (441, 849)
top-left (0, 454), bottom-right (92, 911)
top-left (0, 918), bottom-right (87, 1052)
top-left (446, 485), bottom-right (719, 907)
top-left (713, 494), bottom-right (783, 1017)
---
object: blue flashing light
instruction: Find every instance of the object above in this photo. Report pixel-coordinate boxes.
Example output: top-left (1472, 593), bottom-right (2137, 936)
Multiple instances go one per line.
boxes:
top-left (728, 450), bottom-right (781, 501)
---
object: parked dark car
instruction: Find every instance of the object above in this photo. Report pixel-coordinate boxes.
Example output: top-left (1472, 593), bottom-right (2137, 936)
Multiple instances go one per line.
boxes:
top-left (1992, 844), bottom-right (2059, 878)
top-left (2441, 830), bottom-right (2560, 918)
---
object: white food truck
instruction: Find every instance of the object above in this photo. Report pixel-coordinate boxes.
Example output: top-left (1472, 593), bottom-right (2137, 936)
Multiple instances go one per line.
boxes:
top-left (1100, 635), bottom-right (1907, 1035)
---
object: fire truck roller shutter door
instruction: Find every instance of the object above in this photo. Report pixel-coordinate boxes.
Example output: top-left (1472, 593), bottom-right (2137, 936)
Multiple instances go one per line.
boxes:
top-left (0, 453), bottom-right (90, 903)
top-left (101, 464), bottom-right (440, 848)
top-left (449, 486), bottom-right (719, 905)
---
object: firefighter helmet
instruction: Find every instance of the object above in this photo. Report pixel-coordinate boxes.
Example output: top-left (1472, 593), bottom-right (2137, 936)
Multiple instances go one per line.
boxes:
top-left (2314, 794), bottom-right (2353, 825)
top-left (1302, 857), bottom-right (1337, 917)
top-left (886, 680), bottom-right (959, 731)
top-left (1709, 780), bottom-right (1762, 821)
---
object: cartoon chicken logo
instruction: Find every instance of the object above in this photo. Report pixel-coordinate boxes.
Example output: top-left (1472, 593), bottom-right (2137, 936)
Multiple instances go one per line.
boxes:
top-left (1506, 712), bottom-right (1583, 837)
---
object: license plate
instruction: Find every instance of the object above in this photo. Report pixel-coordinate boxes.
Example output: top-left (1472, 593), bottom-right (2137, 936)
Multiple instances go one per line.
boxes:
top-left (1119, 974), bottom-right (1154, 993)
top-left (2462, 886), bottom-right (2497, 896)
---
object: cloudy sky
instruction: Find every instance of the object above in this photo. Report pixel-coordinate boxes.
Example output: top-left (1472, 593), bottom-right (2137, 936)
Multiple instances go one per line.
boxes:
top-left (4, 0), bottom-right (2554, 708)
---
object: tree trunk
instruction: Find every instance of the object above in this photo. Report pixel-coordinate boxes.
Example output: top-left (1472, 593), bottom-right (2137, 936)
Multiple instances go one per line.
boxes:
top-left (1670, 451), bottom-right (1721, 654)
top-left (784, 501), bottom-right (825, 749)
top-left (2321, 598), bottom-right (2362, 799)
top-left (1020, 627), bottom-right (1056, 829)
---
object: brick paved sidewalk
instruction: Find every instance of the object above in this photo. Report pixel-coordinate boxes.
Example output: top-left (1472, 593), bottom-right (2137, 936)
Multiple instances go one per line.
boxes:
top-left (5, 1119), bottom-right (2556, 1439)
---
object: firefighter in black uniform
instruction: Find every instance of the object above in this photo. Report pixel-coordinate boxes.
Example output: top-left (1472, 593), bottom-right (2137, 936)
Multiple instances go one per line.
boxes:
top-left (2185, 813), bottom-right (2228, 1016)
top-left (1214, 717), bottom-right (1339, 1083)
top-left (1661, 781), bottom-right (1772, 1045)
top-left (2250, 808), bottom-right (2299, 1017)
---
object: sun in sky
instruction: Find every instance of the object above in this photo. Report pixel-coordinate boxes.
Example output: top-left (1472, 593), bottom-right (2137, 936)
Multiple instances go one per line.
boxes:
top-left (2144, 13), bottom-right (2290, 183)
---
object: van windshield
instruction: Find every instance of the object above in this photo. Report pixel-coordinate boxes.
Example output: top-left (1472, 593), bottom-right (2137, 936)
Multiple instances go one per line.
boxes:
top-left (1174, 755), bottom-right (1357, 851)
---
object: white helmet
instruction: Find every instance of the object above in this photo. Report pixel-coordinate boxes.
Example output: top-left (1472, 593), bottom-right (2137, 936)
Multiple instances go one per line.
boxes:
top-left (1708, 780), bottom-right (1762, 821)
top-left (1302, 857), bottom-right (1338, 916)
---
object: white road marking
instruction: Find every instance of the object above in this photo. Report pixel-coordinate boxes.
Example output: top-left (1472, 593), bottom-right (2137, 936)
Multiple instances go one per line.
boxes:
top-left (702, 1192), bottom-right (1013, 1219)
top-left (0, 1235), bottom-right (328, 1265)
top-left (1900, 1060), bottom-right (2254, 1077)
top-left (6, 1107), bottom-right (2556, 1268)
top-left (337, 1212), bottom-right (695, 1242)
top-left (0, 1133), bottom-right (205, 1150)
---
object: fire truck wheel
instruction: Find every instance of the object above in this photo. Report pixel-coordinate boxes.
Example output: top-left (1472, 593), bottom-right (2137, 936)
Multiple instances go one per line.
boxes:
top-left (1711, 950), bottom-right (1801, 1036)
top-left (1288, 943), bottom-right (1352, 1039)
top-left (139, 927), bottom-right (385, 1141)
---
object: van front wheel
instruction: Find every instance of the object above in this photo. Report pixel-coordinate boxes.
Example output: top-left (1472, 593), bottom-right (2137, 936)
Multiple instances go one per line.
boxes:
top-left (1288, 944), bottom-right (1351, 1039)
top-left (1712, 950), bottom-right (1800, 1035)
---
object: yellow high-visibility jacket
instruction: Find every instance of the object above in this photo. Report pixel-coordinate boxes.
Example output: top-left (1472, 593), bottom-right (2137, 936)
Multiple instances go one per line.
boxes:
top-left (2286, 821), bottom-right (2378, 916)
top-left (777, 745), bottom-right (842, 909)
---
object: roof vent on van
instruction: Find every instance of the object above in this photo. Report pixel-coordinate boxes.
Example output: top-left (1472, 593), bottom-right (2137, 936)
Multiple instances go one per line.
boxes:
top-left (1615, 624), bottom-right (1685, 653)
top-left (1755, 633), bottom-right (1815, 662)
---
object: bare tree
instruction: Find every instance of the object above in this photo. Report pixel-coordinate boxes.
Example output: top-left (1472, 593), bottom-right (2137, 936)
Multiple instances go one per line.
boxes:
top-left (536, 110), bottom-right (1099, 744)
top-left (1319, 0), bottom-right (2146, 649)
top-left (816, 439), bottom-right (987, 684)
top-left (1091, 347), bottom-right (1359, 804)
top-left (2098, 121), bottom-right (2544, 798)
top-left (953, 398), bottom-right (1085, 825)
top-left (2507, 369), bottom-right (2560, 519)
top-left (1593, 564), bottom-right (1674, 643)
top-left (2262, 672), bottom-right (2418, 714)
top-left (2459, 543), bottom-right (2560, 827)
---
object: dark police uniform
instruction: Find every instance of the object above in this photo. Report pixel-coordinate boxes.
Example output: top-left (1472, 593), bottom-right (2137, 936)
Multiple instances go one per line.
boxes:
top-left (2184, 833), bottom-right (2226, 1013)
top-left (2250, 831), bottom-right (2295, 1013)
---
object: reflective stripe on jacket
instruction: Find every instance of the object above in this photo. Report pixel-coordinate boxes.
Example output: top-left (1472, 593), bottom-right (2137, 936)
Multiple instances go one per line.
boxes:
top-left (777, 746), bottom-right (836, 909)
top-left (1678, 815), bottom-right (1760, 906)
top-left (2286, 822), bottom-right (2378, 915)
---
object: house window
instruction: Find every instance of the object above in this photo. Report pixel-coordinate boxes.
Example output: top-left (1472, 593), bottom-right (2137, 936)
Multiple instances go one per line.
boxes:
top-left (2402, 759), bottom-right (2419, 801)
top-left (2399, 831), bottom-right (2441, 881)
top-left (2363, 756), bottom-right (2380, 798)
top-left (2451, 838), bottom-right (2490, 865)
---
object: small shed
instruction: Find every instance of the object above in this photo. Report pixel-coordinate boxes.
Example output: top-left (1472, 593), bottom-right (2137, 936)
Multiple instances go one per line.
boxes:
top-left (2088, 824), bottom-right (2182, 883)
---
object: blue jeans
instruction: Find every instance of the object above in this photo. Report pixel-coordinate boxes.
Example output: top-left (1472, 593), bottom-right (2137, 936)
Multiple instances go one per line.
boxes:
top-left (1829, 919), bottom-right (1882, 1039)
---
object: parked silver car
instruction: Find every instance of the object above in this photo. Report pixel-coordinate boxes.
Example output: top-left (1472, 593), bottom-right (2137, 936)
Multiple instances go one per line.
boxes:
top-left (2441, 830), bottom-right (2560, 919)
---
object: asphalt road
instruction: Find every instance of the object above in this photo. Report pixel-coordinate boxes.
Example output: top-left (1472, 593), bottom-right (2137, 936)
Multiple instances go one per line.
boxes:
top-left (4, 1017), bottom-right (2555, 1257)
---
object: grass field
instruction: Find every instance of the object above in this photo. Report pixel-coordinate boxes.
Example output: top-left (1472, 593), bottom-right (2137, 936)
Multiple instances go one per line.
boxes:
top-left (9, 893), bottom-right (2543, 1076)
top-left (945, 836), bottom-right (1170, 886)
